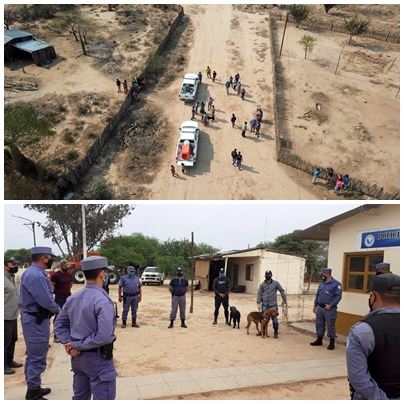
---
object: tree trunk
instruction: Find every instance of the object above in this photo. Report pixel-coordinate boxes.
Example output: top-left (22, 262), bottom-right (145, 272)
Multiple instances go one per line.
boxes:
top-left (78, 31), bottom-right (87, 55)
top-left (9, 144), bottom-right (38, 178)
top-left (305, 49), bottom-right (307, 59)
top-left (71, 26), bottom-right (78, 41)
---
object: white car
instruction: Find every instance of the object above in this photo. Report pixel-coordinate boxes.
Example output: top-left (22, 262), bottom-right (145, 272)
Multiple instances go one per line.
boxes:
top-left (141, 267), bottom-right (165, 285)
top-left (176, 121), bottom-right (199, 167)
top-left (179, 73), bottom-right (199, 101)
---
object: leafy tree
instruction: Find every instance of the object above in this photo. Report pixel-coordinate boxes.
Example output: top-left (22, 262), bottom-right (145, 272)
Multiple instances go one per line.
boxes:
top-left (52, 9), bottom-right (100, 55)
top-left (23, 204), bottom-right (135, 257)
top-left (4, 104), bottom-right (55, 178)
top-left (345, 14), bottom-right (370, 45)
top-left (100, 233), bottom-right (160, 268)
top-left (4, 6), bottom-right (18, 30)
top-left (323, 5), bottom-right (336, 14)
top-left (31, 5), bottom-right (57, 19)
top-left (289, 5), bottom-right (310, 28)
top-left (257, 230), bottom-right (328, 291)
top-left (5, 248), bottom-right (32, 263)
top-left (297, 34), bottom-right (317, 59)
top-left (84, 178), bottom-right (113, 200)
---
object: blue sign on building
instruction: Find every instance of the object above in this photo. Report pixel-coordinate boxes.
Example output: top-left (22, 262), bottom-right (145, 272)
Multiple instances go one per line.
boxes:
top-left (360, 228), bottom-right (400, 249)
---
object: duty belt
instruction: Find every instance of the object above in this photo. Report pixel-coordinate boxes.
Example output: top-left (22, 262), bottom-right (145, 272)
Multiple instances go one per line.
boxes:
top-left (123, 293), bottom-right (137, 297)
top-left (318, 304), bottom-right (327, 308)
top-left (174, 293), bottom-right (185, 296)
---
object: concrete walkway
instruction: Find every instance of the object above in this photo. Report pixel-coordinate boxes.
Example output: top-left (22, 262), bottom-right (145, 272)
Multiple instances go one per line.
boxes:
top-left (4, 323), bottom-right (348, 400)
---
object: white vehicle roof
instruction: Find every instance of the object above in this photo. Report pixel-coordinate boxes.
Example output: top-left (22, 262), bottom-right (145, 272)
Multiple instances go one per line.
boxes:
top-left (183, 73), bottom-right (198, 80)
top-left (181, 120), bottom-right (199, 130)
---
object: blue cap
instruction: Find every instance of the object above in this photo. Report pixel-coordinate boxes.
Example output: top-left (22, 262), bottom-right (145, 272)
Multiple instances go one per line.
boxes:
top-left (31, 246), bottom-right (54, 256)
top-left (320, 268), bottom-right (332, 274)
top-left (375, 262), bottom-right (390, 270)
top-left (128, 266), bottom-right (135, 271)
top-left (368, 273), bottom-right (399, 294)
top-left (81, 256), bottom-right (108, 271)
top-left (265, 270), bottom-right (272, 275)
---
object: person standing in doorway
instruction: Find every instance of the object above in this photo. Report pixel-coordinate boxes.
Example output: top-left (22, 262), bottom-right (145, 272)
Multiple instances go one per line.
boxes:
top-left (212, 269), bottom-right (231, 325)
top-left (310, 268), bottom-right (342, 350)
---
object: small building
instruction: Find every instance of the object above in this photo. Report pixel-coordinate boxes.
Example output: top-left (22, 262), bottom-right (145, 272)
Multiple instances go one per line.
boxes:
top-left (193, 247), bottom-right (306, 295)
top-left (4, 29), bottom-right (56, 65)
top-left (293, 204), bottom-right (400, 336)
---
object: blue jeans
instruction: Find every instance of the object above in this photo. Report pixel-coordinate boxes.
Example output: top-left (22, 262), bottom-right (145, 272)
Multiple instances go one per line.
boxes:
top-left (262, 303), bottom-right (279, 330)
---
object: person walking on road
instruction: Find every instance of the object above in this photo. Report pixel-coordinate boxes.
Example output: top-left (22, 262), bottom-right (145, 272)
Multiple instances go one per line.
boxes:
top-left (54, 256), bottom-right (118, 400)
top-left (197, 72), bottom-right (202, 83)
top-left (212, 269), bottom-right (231, 325)
top-left (241, 88), bottom-right (246, 100)
top-left (171, 165), bottom-right (177, 177)
top-left (207, 96), bottom-right (214, 111)
top-left (116, 79), bottom-right (121, 93)
top-left (236, 81), bottom-right (242, 95)
top-left (200, 101), bottom-right (206, 115)
top-left (206, 66), bottom-right (211, 79)
top-left (231, 113), bottom-right (237, 128)
top-left (310, 268), bottom-right (342, 350)
top-left (191, 106), bottom-right (196, 120)
top-left (255, 121), bottom-right (261, 138)
top-left (231, 148), bottom-right (237, 166)
top-left (312, 168), bottom-right (323, 184)
top-left (250, 118), bottom-right (257, 133)
top-left (236, 152), bottom-right (243, 170)
top-left (168, 268), bottom-right (189, 329)
top-left (225, 81), bottom-right (230, 95)
top-left (4, 257), bottom-right (23, 375)
top-left (19, 247), bottom-right (61, 400)
top-left (118, 266), bottom-right (142, 328)
top-left (211, 105), bottom-right (215, 121)
top-left (241, 121), bottom-right (247, 138)
top-left (212, 70), bottom-right (217, 81)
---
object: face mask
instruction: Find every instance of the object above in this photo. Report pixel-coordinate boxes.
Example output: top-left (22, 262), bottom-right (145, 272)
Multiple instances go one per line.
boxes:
top-left (129, 271), bottom-right (135, 277)
top-left (368, 293), bottom-right (376, 312)
top-left (45, 257), bottom-right (53, 269)
top-left (8, 266), bottom-right (19, 274)
top-left (321, 275), bottom-right (326, 281)
top-left (265, 276), bottom-right (271, 281)
top-left (102, 272), bottom-right (109, 287)
top-left (219, 273), bottom-right (225, 278)
top-left (177, 273), bottom-right (183, 278)
top-left (375, 271), bottom-right (383, 276)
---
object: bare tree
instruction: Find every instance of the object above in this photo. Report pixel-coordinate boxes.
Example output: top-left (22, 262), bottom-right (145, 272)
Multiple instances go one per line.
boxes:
top-left (345, 14), bottom-right (370, 45)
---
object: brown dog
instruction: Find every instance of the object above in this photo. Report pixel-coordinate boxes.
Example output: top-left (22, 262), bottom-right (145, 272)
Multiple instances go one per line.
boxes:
top-left (245, 308), bottom-right (279, 339)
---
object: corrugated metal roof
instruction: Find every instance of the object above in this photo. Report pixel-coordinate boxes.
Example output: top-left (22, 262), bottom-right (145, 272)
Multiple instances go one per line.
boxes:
top-left (12, 39), bottom-right (51, 53)
top-left (4, 29), bottom-right (33, 44)
top-left (292, 204), bottom-right (381, 241)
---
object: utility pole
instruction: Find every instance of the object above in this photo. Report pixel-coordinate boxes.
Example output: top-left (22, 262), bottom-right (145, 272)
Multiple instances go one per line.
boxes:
top-left (82, 205), bottom-right (87, 259)
top-left (190, 232), bottom-right (195, 313)
top-left (280, 13), bottom-right (289, 56)
top-left (13, 215), bottom-right (37, 246)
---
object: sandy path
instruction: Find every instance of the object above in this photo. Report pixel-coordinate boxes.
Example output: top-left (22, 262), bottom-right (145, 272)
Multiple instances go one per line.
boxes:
top-left (142, 4), bottom-right (326, 200)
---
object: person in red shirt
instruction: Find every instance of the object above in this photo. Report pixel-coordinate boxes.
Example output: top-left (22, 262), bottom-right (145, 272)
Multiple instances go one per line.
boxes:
top-left (50, 260), bottom-right (73, 343)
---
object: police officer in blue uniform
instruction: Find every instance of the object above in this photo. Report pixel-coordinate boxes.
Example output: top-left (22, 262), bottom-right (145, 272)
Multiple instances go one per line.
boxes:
top-left (54, 256), bottom-right (118, 400)
top-left (168, 268), bottom-right (189, 329)
top-left (19, 247), bottom-right (61, 400)
top-left (375, 262), bottom-right (392, 276)
top-left (346, 273), bottom-right (400, 400)
top-left (310, 268), bottom-right (342, 350)
top-left (118, 265), bottom-right (142, 328)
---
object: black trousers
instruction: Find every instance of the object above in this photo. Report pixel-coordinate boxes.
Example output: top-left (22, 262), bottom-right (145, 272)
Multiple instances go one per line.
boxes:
top-left (214, 295), bottom-right (229, 319)
top-left (4, 319), bottom-right (18, 367)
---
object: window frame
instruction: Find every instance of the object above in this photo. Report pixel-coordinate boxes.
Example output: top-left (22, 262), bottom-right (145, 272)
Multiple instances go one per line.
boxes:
top-left (343, 251), bottom-right (384, 293)
top-left (245, 264), bottom-right (253, 281)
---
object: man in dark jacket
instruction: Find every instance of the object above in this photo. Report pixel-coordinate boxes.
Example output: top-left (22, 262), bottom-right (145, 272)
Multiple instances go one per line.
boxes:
top-left (212, 268), bottom-right (231, 325)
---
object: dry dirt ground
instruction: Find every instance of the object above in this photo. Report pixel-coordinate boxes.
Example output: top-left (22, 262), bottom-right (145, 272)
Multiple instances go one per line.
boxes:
top-left (6, 280), bottom-right (351, 400)
top-left (4, 4), bottom-right (399, 200)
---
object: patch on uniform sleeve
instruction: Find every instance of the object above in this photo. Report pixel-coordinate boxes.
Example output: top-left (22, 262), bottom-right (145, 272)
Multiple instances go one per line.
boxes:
top-left (346, 336), bottom-right (350, 349)
top-left (338, 285), bottom-right (341, 289)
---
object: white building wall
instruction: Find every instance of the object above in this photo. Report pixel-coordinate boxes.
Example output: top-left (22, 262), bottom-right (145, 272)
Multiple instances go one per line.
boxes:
top-left (328, 204), bottom-right (400, 317)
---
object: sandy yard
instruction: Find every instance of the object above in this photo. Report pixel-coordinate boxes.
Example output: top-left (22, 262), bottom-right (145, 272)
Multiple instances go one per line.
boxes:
top-left (4, 4), bottom-right (399, 200)
top-left (6, 280), bottom-right (352, 400)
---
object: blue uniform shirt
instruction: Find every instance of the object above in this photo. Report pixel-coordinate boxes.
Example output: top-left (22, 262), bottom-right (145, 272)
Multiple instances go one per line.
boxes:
top-left (314, 277), bottom-right (342, 307)
top-left (19, 263), bottom-right (60, 313)
top-left (169, 277), bottom-right (189, 295)
top-left (118, 275), bottom-right (142, 294)
top-left (54, 284), bottom-right (116, 351)
top-left (346, 307), bottom-right (400, 400)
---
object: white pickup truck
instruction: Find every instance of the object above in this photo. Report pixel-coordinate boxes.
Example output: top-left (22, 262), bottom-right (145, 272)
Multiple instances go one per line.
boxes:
top-left (179, 73), bottom-right (199, 101)
top-left (176, 121), bottom-right (199, 167)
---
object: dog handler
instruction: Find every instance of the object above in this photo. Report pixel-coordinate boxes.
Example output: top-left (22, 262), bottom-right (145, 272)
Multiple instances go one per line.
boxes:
top-left (118, 266), bottom-right (142, 328)
top-left (346, 273), bottom-right (400, 400)
top-left (310, 268), bottom-right (342, 350)
top-left (256, 270), bottom-right (287, 338)
top-left (168, 268), bottom-right (189, 329)
top-left (54, 256), bottom-right (118, 400)
top-left (19, 246), bottom-right (61, 400)
top-left (212, 268), bottom-right (231, 325)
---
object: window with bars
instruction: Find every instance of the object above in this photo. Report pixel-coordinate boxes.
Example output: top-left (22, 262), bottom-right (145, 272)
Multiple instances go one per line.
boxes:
top-left (344, 252), bottom-right (384, 292)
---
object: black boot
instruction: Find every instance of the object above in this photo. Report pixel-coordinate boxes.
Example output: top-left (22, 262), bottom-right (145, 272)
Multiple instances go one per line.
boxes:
top-left (40, 388), bottom-right (51, 397)
top-left (310, 336), bottom-right (323, 346)
top-left (25, 387), bottom-right (47, 400)
top-left (273, 329), bottom-right (279, 339)
top-left (132, 320), bottom-right (139, 328)
top-left (225, 317), bottom-right (230, 325)
top-left (327, 338), bottom-right (335, 350)
top-left (121, 320), bottom-right (126, 329)
top-left (181, 319), bottom-right (187, 328)
top-left (212, 316), bottom-right (218, 325)
top-left (168, 320), bottom-right (174, 329)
